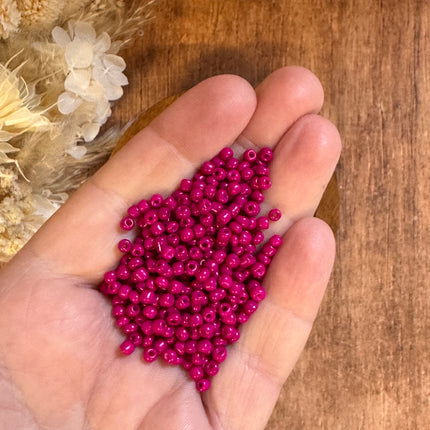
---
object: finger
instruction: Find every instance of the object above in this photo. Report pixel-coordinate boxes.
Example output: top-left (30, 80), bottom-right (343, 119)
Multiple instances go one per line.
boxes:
top-left (237, 66), bottom-right (324, 148)
top-left (26, 75), bottom-right (257, 279)
top-left (207, 217), bottom-right (335, 430)
top-left (262, 113), bottom-right (342, 234)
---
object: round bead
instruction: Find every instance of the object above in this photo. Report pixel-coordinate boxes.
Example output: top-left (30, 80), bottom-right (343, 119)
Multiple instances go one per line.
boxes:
top-left (212, 346), bottom-right (227, 363)
top-left (189, 366), bottom-right (204, 381)
top-left (243, 149), bottom-right (257, 162)
top-left (258, 147), bottom-right (273, 162)
top-left (204, 361), bottom-right (219, 377)
top-left (120, 216), bottom-right (135, 231)
top-left (269, 234), bottom-right (283, 247)
top-left (120, 339), bottom-right (135, 355)
top-left (196, 379), bottom-right (211, 392)
top-left (143, 347), bottom-right (158, 363)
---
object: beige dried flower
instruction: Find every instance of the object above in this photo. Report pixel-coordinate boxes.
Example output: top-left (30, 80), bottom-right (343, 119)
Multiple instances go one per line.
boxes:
top-left (0, 0), bottom-right (21, 39)
top-left (0, 62), bottom-right (50, 140)
top-left (16, 0), bottom-right (65, 29)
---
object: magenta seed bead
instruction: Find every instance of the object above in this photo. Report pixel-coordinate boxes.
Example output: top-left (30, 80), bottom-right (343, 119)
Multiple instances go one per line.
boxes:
top-left (185, 340), bottom-right (197, 354)
top-left (213, 167), bottom-right (227, 181)
top-left (116, 265), bottom-right (130, 280)
top-left (196, 379), bottom-right (211, 392)
top-left (164, 326), bottom-right (175, 338)
top-left (137, 199), bottom-right (150, 213)
top-left (209, 288), bottom-right (227, 302)
top-left (202, 307), bottom-right (216, 323)
top-left (112, 304), bottom-right (125, 318)
top-left (262, 243), bottom-right (277, 257)
top-left (243, 201), bottom-right (260, 217)
top-left (117, 284), bottom-right (131, 299)
top-left (269, 234), bottom-right (283, 247)
top-left (222, 326), bottom-right (240, 343)
top-left (167, 308), bottom-right (182, 326)
top-left (129, 332), bottom-right (143, 346)
top-left (120, 339), bottom-right (135, 355)
top-left (163, 348), bottom-right (178, 365)
top-left (251, 190), bottom-right (265, 203)
top-left (127, 205), bottom-right (140, 218)
top-left (212, 346), bottom-right (227, 363)
top-left (199, 322), bottom-right (215, 338)
top-left (112, 295), bottom-right (125, 305)
top-left (237, 311), bottom-right (249, 324)
top-left (205, 361), bottom-right (219, 377)
top-left (143, 305), bottom-right (158, 319)
top-left (180, 179), bottom-right (192, 192)
top-left (226, 157), bottom-right (239, 169)
top-left (140, 289), bottom-right (156, 305)
top-left (213, 336), bottom-right (227, 346)
top-left (174, 341), bottom-right (185, 356)
top-left (116, 316), bottom-right (130, 328)
top-left (176, 295), bottom-right (191, 310)
top-left (168, 279), bottom-right (183, 294)
top-left (251, 262), bottom-right (266, 278)
top-left (123, 323), bottom-right (138, 334)
top-left (120, 216), bottom-right (135, 231)
top-left (118, 238), bottom-right (132, 253)
top-left (219, 147), bottom-right (233, 160)
top-left (126, 303), bottom-right (140, 317)
top-left (142, 334), bottom-right (154, 347)
top-left (243, 299), bottom-right (258, 315)
top-left (201, 161), bottom-right (215, 175)
top-left (185, 260), bottom-right (199, 276)
top-left (249, 284), bottom-right (266, 302)
top-left (197, 339), bottom-right (214, 354)
top-left (243, 148), bottom-right (257, 162)
top-left (191, 352), bottom-right (205, 366)
top-left (130, 243), bottom-right (145, 257)
top-left (104, 270), bottom-right (117, 284)
top-left (252, 231), bottom-right (265, 245)
top-left (150, 194), bottom-right (163, 208)
top-left (180, 227), bottom-right (194, 242)
top-left (189, 313), bottom-right (203, 327)
top-left (218, 274), bottom-right (233, 289)
top-left (159, 293), bottom-right (174, 308)
top-left (152, 319), bottom-right (167, 335)
top-left (107, 281), bottom-right (121, 295)
top-left (258, 176), bottom-right (272, 190)
top-left (141, 321), bottom-right (153, 335)
top-left (189, 246), bottom-right (203, 260)
top-left (267, 208), bottom-right (281, 222)
top-left (176, 327), bottom-right (189, 342)
top-left (258, 147), bottom-right (273, 162)
top-left (189, 366), bottom-right (204, 381)
top-left (131, 267), bottom-right (149, 283)
top-left (143, 347), bottom-right (158, 363)
top-left (153, 339), bottom-right (168, 354)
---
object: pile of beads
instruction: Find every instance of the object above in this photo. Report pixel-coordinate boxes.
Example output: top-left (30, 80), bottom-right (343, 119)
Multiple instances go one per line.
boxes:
top-left (99, 146), bottom-right (282, 391)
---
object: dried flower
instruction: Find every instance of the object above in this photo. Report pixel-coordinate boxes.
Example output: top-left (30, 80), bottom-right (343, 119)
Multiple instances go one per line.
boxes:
top-left (0, 62), bottom-right (50, 141)
top-left (52, 20), bottom-right (128, 145)
top-left (0, 0), bottom-right (21, 40)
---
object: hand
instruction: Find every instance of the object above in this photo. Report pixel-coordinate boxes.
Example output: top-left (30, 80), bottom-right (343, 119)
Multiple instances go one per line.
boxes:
top-left (0, 67), bottom-right (341, 430)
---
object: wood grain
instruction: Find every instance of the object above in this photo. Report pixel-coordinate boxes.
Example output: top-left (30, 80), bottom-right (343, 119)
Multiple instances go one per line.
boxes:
top-left (110, 1), bottom-right (430, 428)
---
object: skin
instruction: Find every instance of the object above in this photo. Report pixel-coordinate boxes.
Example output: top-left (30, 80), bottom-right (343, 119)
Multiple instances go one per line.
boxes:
top-left (0, 66), bottom-right (341, 430)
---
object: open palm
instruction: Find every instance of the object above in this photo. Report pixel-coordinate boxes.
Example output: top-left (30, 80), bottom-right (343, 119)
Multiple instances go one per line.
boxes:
top-left (0, 67), bottom-right (341, 430)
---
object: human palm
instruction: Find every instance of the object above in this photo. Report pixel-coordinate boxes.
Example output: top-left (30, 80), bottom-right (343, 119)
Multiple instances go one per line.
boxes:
top-left (0, 67), bottom-right (341, 430)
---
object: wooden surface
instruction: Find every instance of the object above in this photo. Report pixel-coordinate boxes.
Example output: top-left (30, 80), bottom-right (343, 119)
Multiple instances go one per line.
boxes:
top-left (111, 1), bottom-right (430, 428)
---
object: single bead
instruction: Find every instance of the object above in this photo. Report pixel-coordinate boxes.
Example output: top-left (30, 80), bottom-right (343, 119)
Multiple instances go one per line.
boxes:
top-left (166, 308), bottom-right (182, 326)
top-left (258, 147), bottom-right (273, 162)
top-left (195, 267), bottom-right (211, 282)
top-left (243, 148), bottom-right (257, 162)
top-left (262, 243), bottom-right (277, 257)
top-left (137, 199), bottom-right (150, 213)
top-left (174, 341), bottom-right (185, 356)
top-left (197, 339), bottom-right (214, 355)
top-left (216, 209), bottom-right (232, 226)
top-left (185, 260), bottom-right (199, 276)
top-left (189, 246), bottom-right (203, 261)
top-left (143, 347), bottom-right (158, 363)
top-left (227, 182), bottom-right (242, 197)
top-left (190, 188), bottom-right (203, 202)
top-left (107, 281), bottom-right (121, 295)
top-left (176, 327), bottom-right (189, 342)
top-left (193, 223), bottom-right (206, 239)
top-left (204, 361), bottom-right (219, 377)
top-left (180, 179), bottom-right (193, 192)
top-left (226, 157), bottom-right (239, 169)
top-left (180, 227), bottom-right (195, 242)
top-left (252, 230), bottom-right (265, 245)
top-left (159, 293), bottom-right (175, 308)
top-left (251, 190), bottom-right (265, 203)
top-left (143, 209), bottom-right (158, 225)
top-left (117, 284), bottom-right (131, 299)
top-left (213, 167), bottom-right (227, 181)
top-left (201, 161), bottom-right (215, 175)
top-left (199, 322), bottom-right (216, 338)
top-left (213, 336), bottom-right (228, 346)
top-left (116, 265), bottom-right (130, 280)
top-left (126, 303), bottom-right (140, 317)
top-left (258, 176), bottom-right (272, 190)
top-left (104, 270), bottom-right (117, 284)
top-left (141, 320), bottom-right (153, 335)
top-left (127, 205), bottom-right (140, 218)
top-left (131, 267), bottom-right (149, 283)
top-left (249, 283), bottom-right (266, 302)
top-left (237, 311), bottom-right (250, 324)
top-left (269, 234), bottom-right (283, 247)
top-left (150, 194), bottom-right (163, 208)
top-left (175, 245), bottom-right (189, 261)
top-left (120, 216), bottom-right (135, 231)
top-left (201, 307), bottom-right (216, 323)
top-left (128, 332), bottom-right (143, 346)
top-left (200, 213), bottom-right (214, 227)
top-left (153, 339), bottom-right (168, 354)
top-left (189, 313), bottom-right (203, 327)
top-left (184, 340), bottom-right (197, 354)
top-left (221, 326), bottom-right (240, 343)
top-left (243, 299), bottom-right (259, 315)
top-left (164, 326), bottom-right (176, 338)
top-left (166, 220), bottom-right (179, 233)
top-left (218, 274), bottom-right (233, 289)
top-left (189, 366), bottom-right (204, 381)
top-left (176, 295), bottom-right (191, 310)
top-left (142, 305), bottom-right (158, 319)
top-left (150, 221), bottom-right (165, 236)
top-left (191, 290), bottom-right (207, 306)
top-left (255, 165), bottom-right (269, 176)
top-left (152, 319), bottom-right (167, 336)
top-left (191, 352), bottom-right (206, 366)
top-left (215, 189), bottom-right (229, 204)
top-left (212, 346), bottom-right (227, 363)
top-left (116, 316), bottom-right (130, 328)
top-left (219, 147), bottom-right (234, 160)
top-left (163, 348), bottom-right (178, 365)
top-left (203, 277), bottom-right (218, 292)
top-left (128, 257), bottom-right (143, 270)
top-left (175, 205), bottom-right (191, 219)
top-left (196, 379), bottom-right (211, 392)
top-left (243, 201), bottom-right (260, 217)
top-left (247, 217), bottom-right (257, 230)
top-left (112, 304), bottom-right (125, 318)
top-left (209, 288), bottom-right (227, 303)
top-left (120, 339), bottom-right (135, 355)
top-left (240, 167), bottom-right (254, 181)
top-left (123, 323), bottom-right (138, 334)
top-left (118, 238), bottom-right (132, 253)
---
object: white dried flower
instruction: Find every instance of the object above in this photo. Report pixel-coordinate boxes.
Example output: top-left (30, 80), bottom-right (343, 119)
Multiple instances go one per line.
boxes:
top-left (0, 0), bottom-right (21, 40)
top-left (52, 21), bottom-right (128, 149)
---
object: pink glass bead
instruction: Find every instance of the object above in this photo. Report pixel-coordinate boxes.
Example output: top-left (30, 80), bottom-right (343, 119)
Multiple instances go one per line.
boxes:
top-left (120, 216), bottom-right (135, 231)
top-left (116, 316), bottom-right (130, 328)
top-left (120, 339), bottom-right (135, 355)
top-left (116, 265), bottom-right (130, 280)
top-left (212, 346), bottom-right (227, 363)
top-left (189, 366), bottom-right (204, 381)
top-left (150, 194), bottom-right (163, 208)
top-left (118, 238), bottom-right (132, 253)
top-left (197, 339), bottom-right (213, 354)
top-left (269, 234), bottom-right (283, 247)
top-left (243, 149), bottom-right (257, 162)
top-left (143, 347), bottom-right (158, 363)
top-left (176, 327), bottom-right (189, 342)
top-left (196, 379), bottom-right (210, 392)
top-left (163, 349), bottom-right (178, 365)
top-left (258, 147), bottom-right (273, 162)
top-left (204, 361), bottom-right (219, 377)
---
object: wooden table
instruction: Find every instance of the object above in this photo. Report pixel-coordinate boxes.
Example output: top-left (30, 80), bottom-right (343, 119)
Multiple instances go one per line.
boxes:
top-left (112, 1), bottom-right (430, 428)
